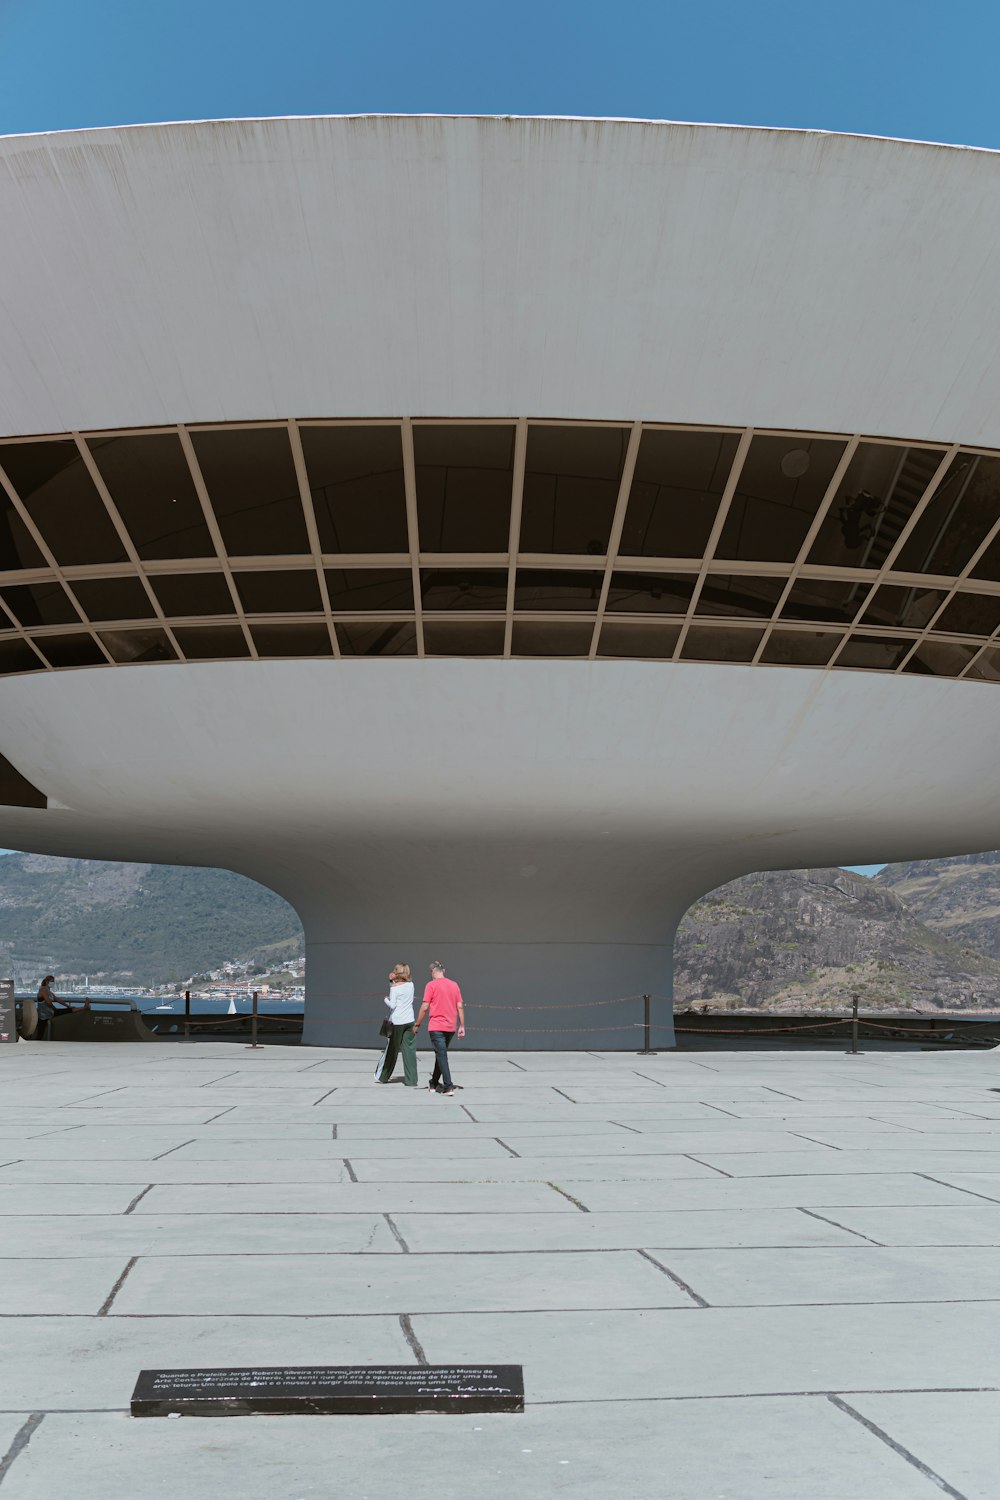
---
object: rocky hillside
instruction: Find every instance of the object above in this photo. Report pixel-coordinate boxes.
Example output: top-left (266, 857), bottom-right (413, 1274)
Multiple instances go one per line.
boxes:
top-left (0, 854), bottom-right (301, 986)
top-left (5, 849), bottom-right (1000, 1005)
top-left (674, 866), bottom-right (1000, 1010)
top-left (877, 852), bottom-right (1000, 959)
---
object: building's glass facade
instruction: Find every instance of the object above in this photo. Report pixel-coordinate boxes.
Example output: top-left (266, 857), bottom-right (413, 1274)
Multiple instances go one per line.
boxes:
top-left (1, 419), bottom-right (999, 681)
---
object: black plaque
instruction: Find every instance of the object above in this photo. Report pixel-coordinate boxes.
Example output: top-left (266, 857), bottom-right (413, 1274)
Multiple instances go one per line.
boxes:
top-left (0, 980), bottom-right (15, 1045)
top-left (131, 1365), bottom-right (524, 1417)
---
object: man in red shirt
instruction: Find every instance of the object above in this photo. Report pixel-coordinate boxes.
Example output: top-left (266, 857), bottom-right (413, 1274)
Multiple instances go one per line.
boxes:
top-left (414, 961), bottom-right (466, 1095)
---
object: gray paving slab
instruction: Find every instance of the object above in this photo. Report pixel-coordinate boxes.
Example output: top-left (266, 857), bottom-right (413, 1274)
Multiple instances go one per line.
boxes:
top-left (0, 1257), bottom-right (136, 1315)
top-left (685, 1148), bottom-right (1000, 1176)
top-left (348, 1153), bottom-right (722, 1181)
top-left (531, 1172), bottom-right (983, 1211)
top-left (656, 1244), bottom-right (1000, 1306)
top-left (846, 1391), bottom-right (1000, 1500)
top-left (0, 1315), bottom-right (412, 1409)
top-left (0, 1161), bottom-right (352, 1184)
top-left (0, 1213), bottom-right (403, 1258)
top-left (798, 1129), bottom-right (1000, 1151)
top-left (507, 1129), bottom-right (832, 1155)
top-left (805, 1203), bottom-right (1000, 1244)
top-left (0, 1400), bottom-right (950, 1500)
top-left (410, 1301), bottom-right (1000, 1400)
top-left (132, 1181), bottom-right (576, 1213)
top-left (114, 1248), bottom-right (689, 1316)
top-left (0, 1184), bottom-right (147, 1215)
top-left (166, 1136), bottom-right (512, 1159)
top-left (394, 1207), bottom-right (868, 1251)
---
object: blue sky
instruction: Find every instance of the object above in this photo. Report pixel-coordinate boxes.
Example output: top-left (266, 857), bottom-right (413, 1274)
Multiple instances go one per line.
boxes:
top-left (4, 1), bottom-right (978, 876)
top-left (1, 1), bottom-right (999, 147)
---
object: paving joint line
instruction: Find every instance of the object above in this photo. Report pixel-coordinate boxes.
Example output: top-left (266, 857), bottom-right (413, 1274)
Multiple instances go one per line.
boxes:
top-left (312, 1089), bottom-right (338, 1106)
top-left (797, 1207), bottom-right (884, 1244)
top-left (343, 1159), bottom-right (358, 1182)
top-left (97, 1257), bottom-right (138, 1316)
top-left (547, 1182), bottom-right (590, 1212)
top-left (494, 1138), bottom-right (520, 1157)
top-left (384, 1214), bottom-right (410, 1252)
top-left (827, 1394), bottom-right (968, 1499)
top-left (636, 1249), bottom-right (710, 1307)
top-left (151, 1139), bottom-right (196, 1161)
top-left (122, 1185), bottom-right (154, 1215)
top-left (398, 1313), bottom-right (428, 1364)
top-left (0, 1413), bottom-right (44, 1488)
top-left (914, 1172), bottom-right (1000, 1205)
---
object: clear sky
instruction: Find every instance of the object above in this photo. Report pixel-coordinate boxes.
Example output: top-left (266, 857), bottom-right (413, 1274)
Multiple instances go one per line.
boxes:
top-left (0, 0), bottom-right (999, 147)
top-left (3, 0), bottom-right (964, 877)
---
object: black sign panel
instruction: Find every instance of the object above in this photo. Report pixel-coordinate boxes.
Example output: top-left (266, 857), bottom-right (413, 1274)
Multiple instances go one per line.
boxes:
top-left (131, 1365), bottom-right (524, 1417)
top-left (0, 980), bottom-right (15, 1044)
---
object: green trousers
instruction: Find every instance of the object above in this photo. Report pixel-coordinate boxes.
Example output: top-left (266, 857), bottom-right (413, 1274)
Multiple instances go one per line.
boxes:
top-left (379, 1023), bottom-right (418, 1086)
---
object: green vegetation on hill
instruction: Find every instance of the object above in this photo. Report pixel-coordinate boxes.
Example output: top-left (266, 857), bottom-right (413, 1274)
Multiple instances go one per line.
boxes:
top-left (0, 854), bottom-right (302, 986)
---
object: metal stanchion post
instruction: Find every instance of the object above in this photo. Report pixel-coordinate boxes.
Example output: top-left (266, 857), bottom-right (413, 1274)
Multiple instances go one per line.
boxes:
top-left (847, 990), bottom-right (863, 1055)
top-left (249, 990), bottom-right (259, 1050)
top-left (183, 989), bottom-right (191, 1041)
top-left (636, 994), bottom-right (658, 1056)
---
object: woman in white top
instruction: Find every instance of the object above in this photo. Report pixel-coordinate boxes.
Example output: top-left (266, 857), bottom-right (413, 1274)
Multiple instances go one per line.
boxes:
top-left (376, 963), bottom-right (418, 1086)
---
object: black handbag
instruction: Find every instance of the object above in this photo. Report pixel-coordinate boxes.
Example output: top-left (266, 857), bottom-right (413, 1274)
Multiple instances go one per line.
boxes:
top-left (379, 1018), bottom-right (393, 1039)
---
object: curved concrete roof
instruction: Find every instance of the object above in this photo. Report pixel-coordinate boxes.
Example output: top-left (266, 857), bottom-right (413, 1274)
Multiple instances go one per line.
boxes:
top-left (2, 116), bottom-right (1000, 443)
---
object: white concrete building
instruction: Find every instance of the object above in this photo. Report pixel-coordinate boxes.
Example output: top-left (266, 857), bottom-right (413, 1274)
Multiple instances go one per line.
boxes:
top-left (2, 115), bottom-right (1000, 1046)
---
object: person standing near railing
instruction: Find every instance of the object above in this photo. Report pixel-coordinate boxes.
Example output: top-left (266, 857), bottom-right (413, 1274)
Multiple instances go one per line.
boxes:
top-left (414, 960), bottom-right (465, 1096)
top-left (376, 964), bottom-right (419, 1086)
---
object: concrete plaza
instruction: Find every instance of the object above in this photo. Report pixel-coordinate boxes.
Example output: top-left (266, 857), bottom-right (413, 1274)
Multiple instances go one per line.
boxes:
top-left (0, 1039), bottom-right (998, 1498)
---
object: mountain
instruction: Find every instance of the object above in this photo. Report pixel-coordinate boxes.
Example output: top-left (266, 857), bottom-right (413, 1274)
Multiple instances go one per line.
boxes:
top-left (876, 853), bottom-right (1000, 959)
top-left (0, 854), bottom-right (302, 987)
top-left (5, 849), bottom-right (1000, 1005)
top-left (674, 865), bottom-right (1000, 1010)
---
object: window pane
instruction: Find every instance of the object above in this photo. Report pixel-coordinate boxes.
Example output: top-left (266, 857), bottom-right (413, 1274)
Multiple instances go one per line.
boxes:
top-left (514, 570), bottom-right (603, 611)
top-left (604, 572), bottom-right (695, 614)
top-left (0, 581), bottom-right (80, 627)
top-left (760, 630), bottom-right (843, 666)
top-left (250, 622), bottom-right (332, 657)
top-left (152, 573), bottom-right (234, 618)
top-left (807, 444), bottom-right (943, 569)
top-left (192, 428), bottom-right (309, 555)
top-left (0, 638), bottom-right (43, 674)
top-left (414, 425), bottom-right (514, 551)
top-left (511, 621), bottom-right (594, 655)
top-left (326, 569), bottom-right (413, 612)
top-left (836, 634), bottom-right (915, 670)
top-left (0, 441), bottom-right (127, 567)
top-left (70, 576), bottom-right (158, 623)
top-left (35, 633), bottom-right (106, 669)
top-left (694, 575), bottom-right (785, 619)
top-left (99, 628), bottom-right (177, 663)
top-left (0, 465), bottom-right (45, 570)
top-left (716, 436), bottom-right (846, 564)
top-left (964, 645), bottom-right (1000, 681)
top-left (897, 452), bottom-right (1000, 577)
top-left (423, 621), bottom-right (504, 655)
top-left (89, 433), bottom-right (215, 560)
top-left (778, 574), bottom-right (866, 625)
top-left (173, 625), bottom-right (251, 660)
top-left (336, 621), bottom-right (417, 656)
top-left (620, 430), bottom-right (739, 559)
top-left (860, 583), bottom-right (947, 631)
top-left (520, 426), bottom-right (628, 555)
top-left (596, 621), bottom-right (680, 658)
top-left (300, 425), bottom-right (409, 553)
top-left (682, 626), bottom-right (763, 662)
top-left (234, 570), bottom-right (322, 613)
top-left (421, 569), bottom-right (508, 610)
top-left (932, 591), bottom-right (1000, 637)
